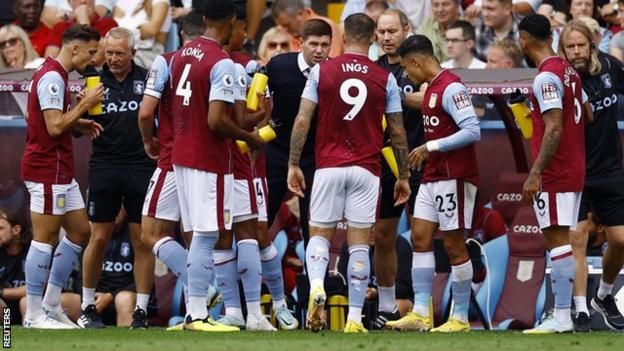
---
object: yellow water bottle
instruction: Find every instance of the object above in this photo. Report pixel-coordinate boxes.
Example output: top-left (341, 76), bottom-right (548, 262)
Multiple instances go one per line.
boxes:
top-left (237, 124), bottom-right (277, 153)
top-left (381, 146), bottom-right (399, 178)
top-left (85, 75), bottom-right (103, 116)
top-left (246, 69), bottom-right (268, 112)
top-left (508, 89), bottom-right (532, 139)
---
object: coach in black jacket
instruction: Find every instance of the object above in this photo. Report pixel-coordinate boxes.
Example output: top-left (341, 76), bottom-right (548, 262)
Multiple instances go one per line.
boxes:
top-left (265, 19), bottom-right (332, 245)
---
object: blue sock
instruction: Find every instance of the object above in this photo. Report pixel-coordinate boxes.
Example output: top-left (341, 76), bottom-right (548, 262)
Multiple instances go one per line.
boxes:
top-left (214, 249), bottom-right (241, 310)
top-left (412, 251), bottom-right (435, 317)
top-left (44, 236), bottom-right (82, 308)
top-left (306, 236), bottom-right (330, 289)
top-left (154, 237), bottom-right (188, 286)
top-left (154, 237), bottom-right (189, 311)
top-left (237, 239), bottom-right (262, 318)
top-left (551, 245), bottom-right (575, 324)
top-left (347, 244), bottom-right (370, 323)
top-left (260, 243), bottom-right (285, 305)
top-left (187, 233), bottom-right (217, 320)
top-left (25, 240), bottom-right (53, 318)
top-left (450, 260), bottom-right (473, 323)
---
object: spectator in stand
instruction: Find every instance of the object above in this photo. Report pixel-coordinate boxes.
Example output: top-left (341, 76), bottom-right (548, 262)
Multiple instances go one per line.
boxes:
top-left (0, 1), bottom-right (17, 27)
top-left (474, 0), bottom-right (521, 61)
top-left (271, 0), bottom-right (343, 57)
top-left (337, 228), bottom-right (414, 320)
top-left (257, 26), bottom-right (292, 64)
top-left (40, 0), bottom-right (114, 28)
top-left (365, 0), bottom-right (390, 61)
top-left (566, 0), bottom-right (612, 52)
top-left (466, 0), bottom-right (540, 19)
top-left (44, 0), bottom-right (118, 64)
top-left (485, 38), bottom-right (524, 68)
top-left (610, 7), bottom-right (624, 61)
top-left (12, 0), bottom-right (50, 57)
top-left (0, 207), bottom-right (81, 325)
top-left (417, 0), bottom-right (462, 63)
top-left (113, 0), bottom-right (171, 68)
top-left (474, 39), bottom-right (523, 119)
top-left (442, 20), bottom-right (486, 68)
top-left (170, 0), bottom-right (191, 21)
top-left (341, 0), bottom-right (431, 30)
top-left (0, 25), bottom-right (44, 69)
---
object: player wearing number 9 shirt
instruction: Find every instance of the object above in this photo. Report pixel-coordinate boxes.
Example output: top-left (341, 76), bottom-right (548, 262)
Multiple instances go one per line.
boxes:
top-left (386, 35), bottom-right (481, 334)
top-left (287, 13), bottom-right (411, 334)
top-left (168, 0), bottom-right (262, 332)
top-left (518, 14), bottom-right (592, 334)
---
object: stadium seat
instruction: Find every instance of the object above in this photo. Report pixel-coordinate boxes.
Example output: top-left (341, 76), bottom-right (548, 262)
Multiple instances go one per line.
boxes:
top-left (475, 206), bottom-right (547, 330)
top-left (295, 240), bottom-right (305, 264)
top-left (491, 171), bottom-right (528, 224)
top-left (397, 210), bottom-right (409, 235)
top-left (273, 230), bottom-right (288, 264)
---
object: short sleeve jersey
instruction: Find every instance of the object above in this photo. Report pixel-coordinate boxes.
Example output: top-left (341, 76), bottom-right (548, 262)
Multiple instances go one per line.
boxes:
top-left (170, 37), bottom-right (236, 173)
top-left (144, 51), bottom-right (176, 171)
top-left (21, 57), bottom-right (74, 184)
top-left (530, 56), bottom-right (586, 192)
top-left (301, 53), bottom-right (402, 176)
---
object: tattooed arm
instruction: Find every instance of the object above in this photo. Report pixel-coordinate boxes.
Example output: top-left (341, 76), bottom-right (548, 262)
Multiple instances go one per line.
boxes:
top-left (522, 108), bottom-right (563, 203)
top-left (531, 108), bottom-right (563, 176)
top-left (385, 111), bottom-right (411, 180)
top-left (288, 98), bottom-right (317, 166)
top-left (287, 98), bottom-right (317, 198)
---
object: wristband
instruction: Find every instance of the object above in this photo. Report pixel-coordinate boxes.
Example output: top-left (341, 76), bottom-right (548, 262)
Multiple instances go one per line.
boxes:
top-left (426, 140), bottom-right (440, 152)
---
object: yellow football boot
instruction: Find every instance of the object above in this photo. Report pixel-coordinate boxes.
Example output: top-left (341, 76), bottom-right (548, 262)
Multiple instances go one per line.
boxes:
top-left (344, 320), bottom-right (368, 334)
top-left (306, 285), bottom-right (327, 333)
top-left (430, 317), bottom-right (470, 333)
top-left (385, 312), bottom-right (432, 331)
top-left (184, 317), bottom-right (240, 332)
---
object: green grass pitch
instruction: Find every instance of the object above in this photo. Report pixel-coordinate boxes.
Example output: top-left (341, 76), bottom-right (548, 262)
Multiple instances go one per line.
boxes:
top-left (8, 328), bottom-right (623, 351)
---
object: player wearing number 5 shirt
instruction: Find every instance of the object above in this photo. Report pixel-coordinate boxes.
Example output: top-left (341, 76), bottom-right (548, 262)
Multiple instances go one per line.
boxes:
top-left (287, 14), bottom-right (411, 334)
top-left (518, 14), bottom-right (592, 334)
top-left (386, 35), bottom-right (481, 334)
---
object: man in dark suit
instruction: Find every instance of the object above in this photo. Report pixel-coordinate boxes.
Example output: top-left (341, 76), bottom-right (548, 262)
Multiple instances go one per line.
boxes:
top-left (265, 18), bottom-right (332, 245)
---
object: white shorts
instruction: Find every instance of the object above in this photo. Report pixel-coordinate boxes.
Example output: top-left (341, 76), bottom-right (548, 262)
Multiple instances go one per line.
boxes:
top-left (310, 166), bottom-right (380, 227)
top-left (414, 179), bottom-right (477, 231)
top-left (232, 178), bottom-right (258, 223)
top-left (173, 165), bottom-right (233, 233)
top-left (142, 167), bottom-right (180, 222)
top-left (24, 179), bottom-right (85, 215)
top-left (253, 177), bottom-right (268, 222)
top-left (533, 191), bottom-right (581, 230)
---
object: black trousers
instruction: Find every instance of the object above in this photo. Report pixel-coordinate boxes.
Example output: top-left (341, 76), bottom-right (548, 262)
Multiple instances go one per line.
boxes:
top-left (267, 171), bottom-right (314, 247)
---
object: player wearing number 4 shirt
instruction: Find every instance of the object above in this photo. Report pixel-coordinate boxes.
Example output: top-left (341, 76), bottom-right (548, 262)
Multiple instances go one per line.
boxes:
top-left (137, 11), bottom-right (208, 333)
top-left (287, 14), bottom-right (411, 334)
top-left (518, 14), bottom-right (592, 334)
top-left (20, 25), bottom-right (104, 329)
top-left (168, 0), bottom-right (263, 333)
top-left (386, 35), bottom-right (481, 334)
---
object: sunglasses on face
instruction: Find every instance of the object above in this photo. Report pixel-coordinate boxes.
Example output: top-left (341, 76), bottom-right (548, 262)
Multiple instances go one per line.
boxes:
top-left (0, 38), bottom-right (19, 49)
top-left (267, 41), bottom-right (289, 50)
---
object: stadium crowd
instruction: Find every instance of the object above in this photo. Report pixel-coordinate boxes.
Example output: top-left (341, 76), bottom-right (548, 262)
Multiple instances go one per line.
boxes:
top-left (0, 0), bottom-right (624, 335)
